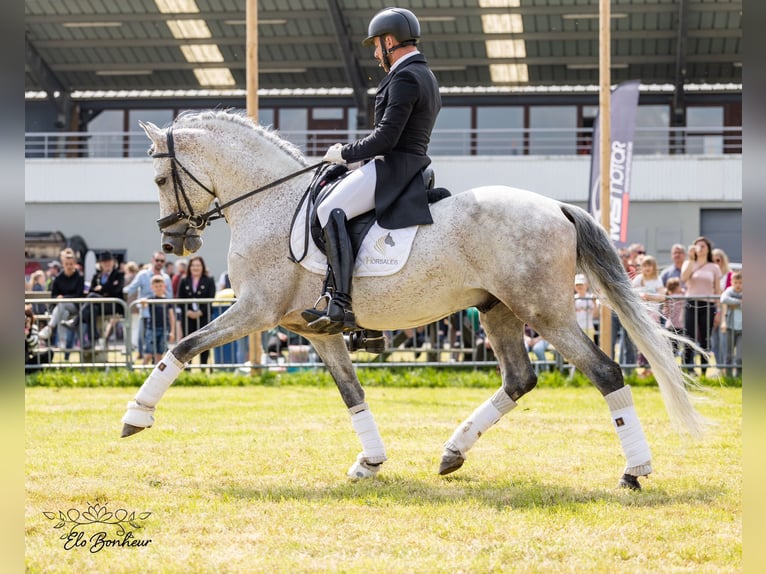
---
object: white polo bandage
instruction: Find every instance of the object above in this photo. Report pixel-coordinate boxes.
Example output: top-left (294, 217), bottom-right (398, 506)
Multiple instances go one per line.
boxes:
top-left (445, 388), bottom-right (517, 456)
top-left (349, 403), bottom-right (387, 464)
top-left (134, 351), bottom-right (185, 408)
top-left (605, 386), bottom-right (652, 476)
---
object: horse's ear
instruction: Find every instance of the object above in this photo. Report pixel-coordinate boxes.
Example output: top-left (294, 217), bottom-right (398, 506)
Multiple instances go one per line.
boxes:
top-left (139, 120), bottom-right (164, 144)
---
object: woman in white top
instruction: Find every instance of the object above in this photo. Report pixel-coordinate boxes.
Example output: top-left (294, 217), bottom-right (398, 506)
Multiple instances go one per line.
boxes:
top-left (631, 255), bottom-right (665, 373)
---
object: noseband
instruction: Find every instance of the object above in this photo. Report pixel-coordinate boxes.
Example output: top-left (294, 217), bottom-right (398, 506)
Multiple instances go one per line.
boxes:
top-left (152, 126), bottom-right (323, 237)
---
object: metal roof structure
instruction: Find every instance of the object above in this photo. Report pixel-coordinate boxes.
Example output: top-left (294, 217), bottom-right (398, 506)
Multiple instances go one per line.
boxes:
top-left (26, 0), bottom-right (742, 116)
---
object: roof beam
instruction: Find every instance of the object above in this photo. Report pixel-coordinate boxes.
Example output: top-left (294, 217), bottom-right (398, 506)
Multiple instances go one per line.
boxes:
top-left (672, 0), bottom-right (690, 127)
top-left (25, 33), bottom-right (73, 128)
top-left (29, 27), bottom-right (742, 50)
top-left (23, 2), bottom-right (743, 24)
top-left (325, 0), bottom-right (369, 129)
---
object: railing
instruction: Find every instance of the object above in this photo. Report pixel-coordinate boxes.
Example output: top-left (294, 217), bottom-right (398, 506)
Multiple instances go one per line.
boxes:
top-left (24, 126), bottom-right (742, 159)
top-left (25, 295), bottom-right (741, 377)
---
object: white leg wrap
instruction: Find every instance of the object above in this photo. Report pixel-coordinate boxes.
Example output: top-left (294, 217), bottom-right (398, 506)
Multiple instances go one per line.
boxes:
top-left (134, 351), bottom-right (185, 408)
top-left (121, 352), bottom-right (185, 429)
top-left (605, 386), bottom-right (652, 477)
top-left (445, 388), bottom-right (517, 456)
top-left (349, 403), bottom-right (387, 464)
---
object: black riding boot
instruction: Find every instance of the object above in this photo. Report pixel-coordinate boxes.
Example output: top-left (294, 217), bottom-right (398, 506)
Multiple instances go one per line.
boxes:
top-left (302, 208), bottom-right (357, 334)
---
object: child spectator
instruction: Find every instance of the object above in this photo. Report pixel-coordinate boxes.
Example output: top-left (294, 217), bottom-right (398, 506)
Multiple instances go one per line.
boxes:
top-left (662, 277), bottom-right (686, 355)
top-left (719, 270), bottom-right (743, 377)
top-left (573, 274), bottom-right (598, 341)
top-left (140, 274), bottom-right (176, 365)
top-left (631, 255), bottom-right (666, 376)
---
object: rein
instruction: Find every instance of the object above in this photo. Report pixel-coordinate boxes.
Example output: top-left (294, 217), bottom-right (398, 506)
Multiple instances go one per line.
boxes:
top-left (153, 126), bottom-right (323, 234)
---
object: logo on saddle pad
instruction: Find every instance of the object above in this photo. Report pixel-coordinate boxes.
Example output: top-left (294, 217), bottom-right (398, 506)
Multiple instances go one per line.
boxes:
top-left (289, 203), bottom-right (419, 277)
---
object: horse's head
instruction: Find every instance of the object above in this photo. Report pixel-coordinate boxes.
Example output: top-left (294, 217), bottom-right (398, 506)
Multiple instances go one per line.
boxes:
top-left (140, 120), bottom-right (216, 256)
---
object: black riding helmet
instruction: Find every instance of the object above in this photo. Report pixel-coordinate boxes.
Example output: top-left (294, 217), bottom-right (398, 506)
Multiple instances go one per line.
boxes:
top-left (362, 7), bottom-right (421, 47)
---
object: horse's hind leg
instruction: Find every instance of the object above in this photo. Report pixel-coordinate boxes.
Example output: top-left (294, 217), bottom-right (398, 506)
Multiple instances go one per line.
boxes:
top-left (540, 321), bottom-right (651, 490)
top-left (440, 304), bottom-right (536, 475)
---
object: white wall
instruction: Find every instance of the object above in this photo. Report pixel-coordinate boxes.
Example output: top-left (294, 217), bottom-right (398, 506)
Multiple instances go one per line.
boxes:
top-left (25, 155), bottom-right (741, 275)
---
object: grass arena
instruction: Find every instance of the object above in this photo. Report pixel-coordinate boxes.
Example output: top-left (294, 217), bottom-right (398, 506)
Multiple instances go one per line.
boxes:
top-left (25, 371), bottom-right (741, 573)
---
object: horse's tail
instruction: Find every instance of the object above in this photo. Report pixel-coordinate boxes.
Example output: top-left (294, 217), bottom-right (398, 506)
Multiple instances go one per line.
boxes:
top-left (559, 203), bottom-right (707, 438)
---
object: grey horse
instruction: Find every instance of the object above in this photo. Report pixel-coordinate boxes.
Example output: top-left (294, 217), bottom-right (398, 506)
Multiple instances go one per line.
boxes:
top-left (122, 110), bottom-right (705, 489)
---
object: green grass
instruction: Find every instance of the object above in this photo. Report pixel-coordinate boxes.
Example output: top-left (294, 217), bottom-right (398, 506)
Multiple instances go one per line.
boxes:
top-left (26, 384), bottom-right (741, 573)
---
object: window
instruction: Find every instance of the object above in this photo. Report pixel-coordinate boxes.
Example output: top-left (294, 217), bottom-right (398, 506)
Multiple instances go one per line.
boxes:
top-left (278, 108), bottom-right (308, 151)
top-left (686, 106), bottom-right (724, 155)
top-left (431, 107), bottom-right (471, 155)
top-left (529, 106), bottom-right (577, 155)
top-left (476, 106), bottom-right (524, 155)
top-left (634, 105), bottom-right (670, 154)
top-left (87, 110), bottom-right (125, 158)
top-left (127, 110), bottom-right (174, 157)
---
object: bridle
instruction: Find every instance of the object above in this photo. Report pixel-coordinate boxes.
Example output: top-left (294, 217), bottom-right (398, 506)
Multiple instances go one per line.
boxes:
top-left (152, 126), bottom-right (323, 237)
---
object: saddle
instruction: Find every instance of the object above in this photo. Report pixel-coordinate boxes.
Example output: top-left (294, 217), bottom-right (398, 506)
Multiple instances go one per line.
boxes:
top-left (305, 163), bottom-right (450, 258)
top-left (290, 163), bottom-right (451, 354)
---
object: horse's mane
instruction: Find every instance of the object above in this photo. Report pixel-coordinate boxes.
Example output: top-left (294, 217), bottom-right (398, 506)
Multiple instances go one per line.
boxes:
top-left (172, 109), bottom-right (308, 167)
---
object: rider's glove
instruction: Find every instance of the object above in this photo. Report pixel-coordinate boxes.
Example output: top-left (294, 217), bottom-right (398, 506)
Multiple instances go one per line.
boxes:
top-left (323, 143), bottom-right (346, 165)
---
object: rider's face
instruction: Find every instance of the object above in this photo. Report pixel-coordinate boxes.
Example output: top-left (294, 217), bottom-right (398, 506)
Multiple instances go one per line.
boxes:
top-left (373, 35), bottom-right (391, 69)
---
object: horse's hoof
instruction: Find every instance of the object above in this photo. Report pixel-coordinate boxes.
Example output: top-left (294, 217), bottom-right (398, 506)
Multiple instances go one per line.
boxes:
top-left (347, 459), bottom-right (382, 480)
top-left (438, 449), bottom-right (465, 475)
top-left (618, 473), bottom-right (642, 491)
top-left (121, 423), bottom-right (147, 438)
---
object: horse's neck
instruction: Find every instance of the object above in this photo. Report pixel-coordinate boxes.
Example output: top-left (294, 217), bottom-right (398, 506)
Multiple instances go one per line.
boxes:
top-left (214, 143), bottom-right (309, 239)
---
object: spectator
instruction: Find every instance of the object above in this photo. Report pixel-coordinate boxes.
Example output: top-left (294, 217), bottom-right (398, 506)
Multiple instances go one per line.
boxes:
top-left (140, 274), bottom-right (176, 364)
top-left (122, 261), bottom-right (141, 352)
top-left (29, 269), bottom-right (48, 315)
top-left (524, 324), bottom-right (551, 371)
top-left (171, 258), bottom-right (188, 298)
top-left (660, 243), bottom-right (687, 289)
top-left (26, 304), bottom-right (52, 371)
top-left (164, 260), bottom-right (175, 279)
top-left (45, 260), bottom-right (61, 289)
top-left (681, 236), bottom-right (722, 376)
top-left (178, 255), bottom-right (217, 367)
top-left (217, 270), bottom-right (231, 292)
top-left (124, 252), bottom-right (173, 359)
top-left (61, 251), bottom-right (125, 349)
top-left (626, 243), bottom-right (646, 279)
top-left (631, 255), bottom-right (666, 376)
top-left (573, 274), bottom-right (598, 341)
top-left (612, 247), bottom-right (637, 372)
top-left (38, 249), bottom-right (84, 342)
top-left (662, 277), bottom-right (686, 355)
top-left (710, 247), bottom-right (733, 361)
top-left (719, 270), bottom-right (743, 377)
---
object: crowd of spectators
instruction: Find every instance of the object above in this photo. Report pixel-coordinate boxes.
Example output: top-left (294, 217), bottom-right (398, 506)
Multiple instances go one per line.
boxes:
top-left (24, 237), bottom-right (742, 377)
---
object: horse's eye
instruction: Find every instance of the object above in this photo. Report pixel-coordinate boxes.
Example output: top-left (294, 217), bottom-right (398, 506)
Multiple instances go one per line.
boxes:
top-left (155, 176), bottom-right (167, 186)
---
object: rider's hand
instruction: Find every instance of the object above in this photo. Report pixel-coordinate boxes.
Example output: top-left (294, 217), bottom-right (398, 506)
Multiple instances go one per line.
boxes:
top-left (323, 143), bottom-right (346, 164)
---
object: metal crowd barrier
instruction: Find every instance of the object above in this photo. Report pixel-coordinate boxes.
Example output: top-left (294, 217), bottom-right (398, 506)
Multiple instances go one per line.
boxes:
top-left (24, 295), bottom-right (741, 376)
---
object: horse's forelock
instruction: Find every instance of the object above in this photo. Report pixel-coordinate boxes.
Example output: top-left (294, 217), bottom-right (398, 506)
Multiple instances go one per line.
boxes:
top-left (172, 109), bottom-right (307, 166)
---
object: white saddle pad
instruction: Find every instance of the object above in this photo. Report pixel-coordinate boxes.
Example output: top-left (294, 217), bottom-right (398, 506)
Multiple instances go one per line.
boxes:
top-left (289, 200), bottom-right (419, 277)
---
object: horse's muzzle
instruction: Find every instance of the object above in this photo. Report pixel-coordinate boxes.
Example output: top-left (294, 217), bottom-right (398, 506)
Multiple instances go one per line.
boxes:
top-left (161, 228), bottom-right (203, 256)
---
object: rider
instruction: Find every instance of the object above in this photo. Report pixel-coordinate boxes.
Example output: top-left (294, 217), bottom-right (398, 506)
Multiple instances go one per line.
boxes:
top-left (302, 7), bottom-right (442, 334)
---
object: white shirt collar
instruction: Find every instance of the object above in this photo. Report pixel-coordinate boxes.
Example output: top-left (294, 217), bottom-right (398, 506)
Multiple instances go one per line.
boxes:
top-left (389, 49), bottom-right (420, 72)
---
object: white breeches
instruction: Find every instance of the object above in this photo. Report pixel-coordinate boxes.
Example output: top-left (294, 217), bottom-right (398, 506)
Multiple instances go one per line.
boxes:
top-left (316, 161), bottom-right (377, 227)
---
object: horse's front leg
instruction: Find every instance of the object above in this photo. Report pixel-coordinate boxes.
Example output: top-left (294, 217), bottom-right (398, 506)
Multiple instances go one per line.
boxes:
top-left (303, 331), bottom-right (388, 480)
top-left (121, 300), bottom-right (266, 437)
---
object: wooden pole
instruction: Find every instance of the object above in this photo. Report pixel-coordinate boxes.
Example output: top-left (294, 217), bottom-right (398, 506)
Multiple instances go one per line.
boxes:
top-left (598, 0), bottom-right (613, 358)
top-left (246, 0), bottom-right (259, 123)
top-left (246, 0), bottom-right (262, 370)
